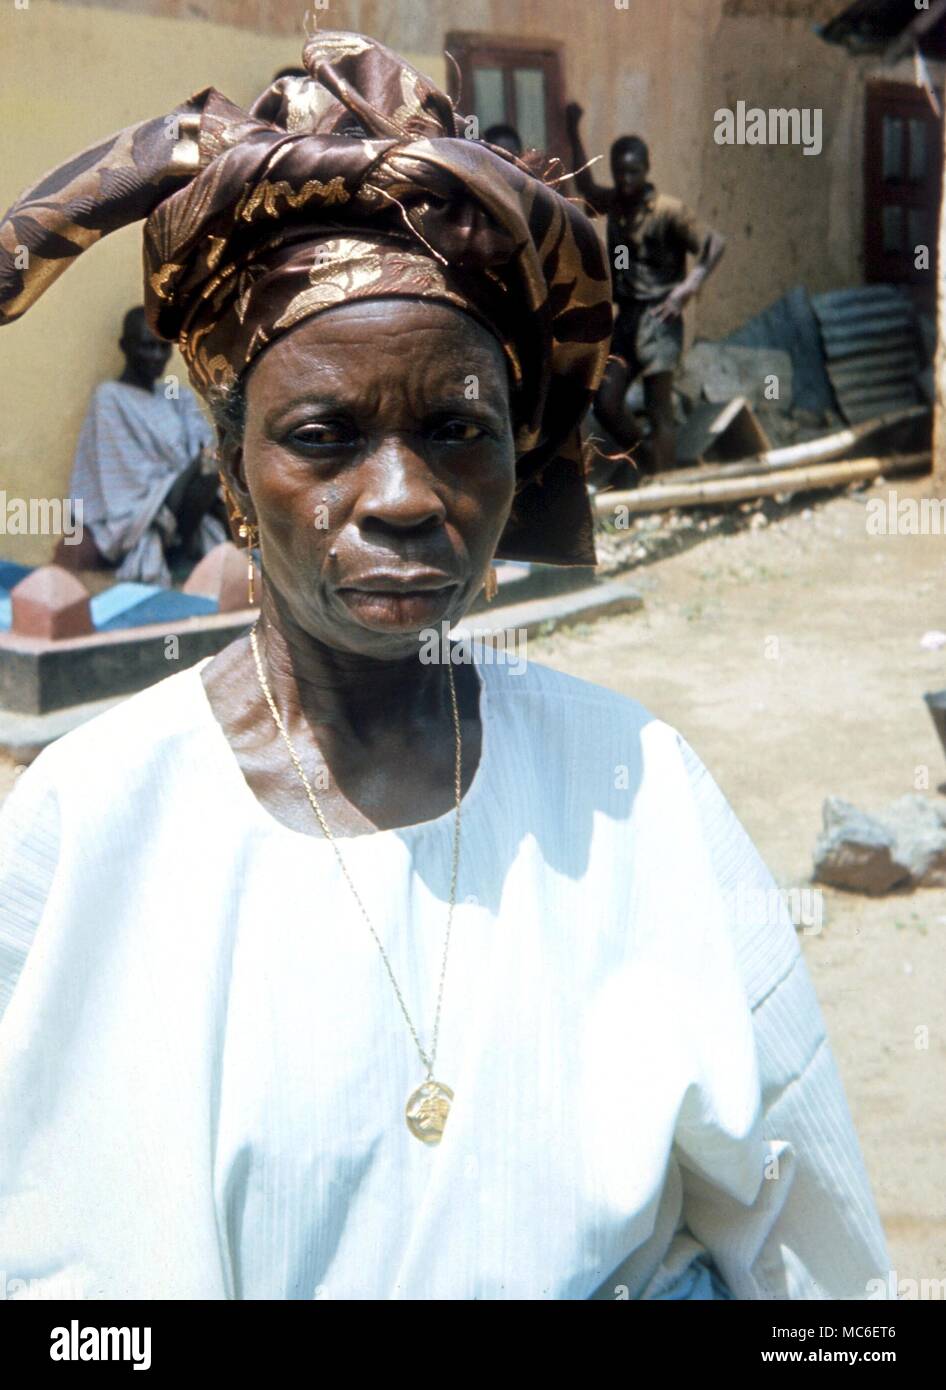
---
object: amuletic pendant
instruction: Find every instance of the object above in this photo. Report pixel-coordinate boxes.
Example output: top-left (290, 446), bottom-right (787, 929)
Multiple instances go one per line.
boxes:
top-left (405, 1080), bottom-right (454, 1144)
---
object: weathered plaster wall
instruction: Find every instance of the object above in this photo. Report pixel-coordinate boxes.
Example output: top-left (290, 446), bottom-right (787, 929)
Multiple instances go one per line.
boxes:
top-left (697, 18), bottom-right (943, 339)
top-left (696, 10), bottom-right (872, 338)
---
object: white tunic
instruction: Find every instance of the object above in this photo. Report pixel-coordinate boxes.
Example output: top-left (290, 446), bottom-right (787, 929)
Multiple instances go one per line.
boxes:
top-left (68, 380), bottom-right (226, 586)
top-left (0, 651), bottom-right (890, 1300)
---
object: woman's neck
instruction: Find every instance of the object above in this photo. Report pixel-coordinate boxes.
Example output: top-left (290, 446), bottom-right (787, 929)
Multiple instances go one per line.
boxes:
top-left (253, 599), bottom-right (464, 746)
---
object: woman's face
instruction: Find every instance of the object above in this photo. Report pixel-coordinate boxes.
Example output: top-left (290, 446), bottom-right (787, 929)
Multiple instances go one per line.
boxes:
top-left (224, 297), bottom-right (517, 658)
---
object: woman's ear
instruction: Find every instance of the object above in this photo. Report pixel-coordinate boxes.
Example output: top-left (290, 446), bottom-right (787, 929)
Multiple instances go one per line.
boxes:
top-left (216, 431), bottom-right (254, 538)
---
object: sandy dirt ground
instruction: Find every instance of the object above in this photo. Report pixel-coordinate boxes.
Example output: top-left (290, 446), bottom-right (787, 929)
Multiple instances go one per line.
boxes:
top-left (536, 475), bottom-right (946, 1292)
top-left (0, 476), bottom-right (942, 1292)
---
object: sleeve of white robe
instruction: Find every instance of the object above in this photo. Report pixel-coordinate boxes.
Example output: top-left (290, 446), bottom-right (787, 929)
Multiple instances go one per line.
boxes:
top-left (0, 760), bottom-right (60, 1027)
top-left (673, 731), bottom-right (892, 1300)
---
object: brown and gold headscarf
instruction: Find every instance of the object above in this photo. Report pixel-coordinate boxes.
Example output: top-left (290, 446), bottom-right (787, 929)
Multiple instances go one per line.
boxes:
top-left (0, 31), bottom-right (612, 565)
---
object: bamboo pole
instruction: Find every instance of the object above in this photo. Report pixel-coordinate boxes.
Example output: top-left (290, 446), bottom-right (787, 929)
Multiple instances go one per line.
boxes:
top-left (594, 451), bottom-right (930, 518)
top-left (632, 405), bottom-right (929, 489)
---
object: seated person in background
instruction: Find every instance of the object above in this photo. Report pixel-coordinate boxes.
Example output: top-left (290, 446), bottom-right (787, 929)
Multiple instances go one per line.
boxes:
top-left (566, 105), bottom-right (725, 475)
top-left (68, 306), bottom-right (228, 586)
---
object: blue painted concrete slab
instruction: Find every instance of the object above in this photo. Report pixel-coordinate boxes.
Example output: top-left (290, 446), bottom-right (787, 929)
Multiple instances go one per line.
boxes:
top-left (96, 591), bottom-right (218, 631)
top-left (89, 583), bottom-right (164, 628)
top-left (0, 560), bottom-right (218, 634)
top-left (0, 561), bottom-right (32, 593)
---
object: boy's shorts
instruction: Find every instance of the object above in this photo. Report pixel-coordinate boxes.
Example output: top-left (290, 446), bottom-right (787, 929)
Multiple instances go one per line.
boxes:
top-left (611, 298), bottom-right (684, 379)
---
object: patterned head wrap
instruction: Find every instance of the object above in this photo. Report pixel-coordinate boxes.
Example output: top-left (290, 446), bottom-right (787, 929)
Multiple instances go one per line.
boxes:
top-left (0, 31), bottom-right (613, 565)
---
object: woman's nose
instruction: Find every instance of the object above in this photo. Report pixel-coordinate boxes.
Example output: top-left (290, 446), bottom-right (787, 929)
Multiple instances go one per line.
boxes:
top-left (352, 436), bottom-right (448, 533)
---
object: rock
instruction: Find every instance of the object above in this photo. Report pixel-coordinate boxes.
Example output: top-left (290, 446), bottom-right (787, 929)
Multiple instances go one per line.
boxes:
top-left (813, 796), bottom-right (911, 895)
top-left (882, 794), bottom-right (946, 888)
top-left (813, 792), bottom-right (946, 893)
top-left (755, 405), bottom-right (801, 448)
top-left (678, 341), bottom-right (794, 411)
top-left (791, 407), bottom-right (832, 431)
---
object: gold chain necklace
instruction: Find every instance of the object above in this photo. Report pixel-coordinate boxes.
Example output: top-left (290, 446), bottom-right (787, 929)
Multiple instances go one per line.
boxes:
top-left (249, 621), bottom-right (462, 1146)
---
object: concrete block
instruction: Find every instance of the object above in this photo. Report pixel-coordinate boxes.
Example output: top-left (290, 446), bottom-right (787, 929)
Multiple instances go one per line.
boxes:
top-left (184, 541), bottom-right (258, 613)
top-left (11, 565), bottom-right (93, 640)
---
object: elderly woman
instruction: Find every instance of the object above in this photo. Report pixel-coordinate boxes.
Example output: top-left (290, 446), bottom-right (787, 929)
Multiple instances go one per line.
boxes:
top-left (0, 33), bottom-right (888, 1301)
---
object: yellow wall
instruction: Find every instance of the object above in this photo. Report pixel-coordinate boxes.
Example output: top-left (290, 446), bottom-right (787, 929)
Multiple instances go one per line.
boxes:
top-left (696, 14), bottom-right (899, 339)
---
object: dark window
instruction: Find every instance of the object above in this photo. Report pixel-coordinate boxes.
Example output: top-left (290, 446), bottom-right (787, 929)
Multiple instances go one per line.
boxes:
top-left (445, 32), bottom-right (566, 164)
top-left (865, 81), bottom-right (942, 303)
top-left (882, 205), bottom-right (904, 254)
top-left (882, 116), bottom-right (904, 181)
top-left (908, 118), bottom-right (928, 183)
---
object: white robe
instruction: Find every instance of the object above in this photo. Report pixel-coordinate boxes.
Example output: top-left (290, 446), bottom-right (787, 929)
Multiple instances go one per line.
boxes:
top-left (68, 380), bottom-right (226, 586)
top-left (0, 652), bottom-right (891, 1300)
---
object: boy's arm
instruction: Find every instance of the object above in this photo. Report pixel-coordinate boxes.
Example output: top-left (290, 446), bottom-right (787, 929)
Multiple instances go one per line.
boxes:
top-left (564, 102), bottom-right (613, 217)
top-left (652, 221), bottom-right (726, 323)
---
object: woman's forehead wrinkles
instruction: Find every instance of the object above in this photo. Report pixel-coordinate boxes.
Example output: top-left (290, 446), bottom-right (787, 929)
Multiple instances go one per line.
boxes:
top-left (255, 320), bottom-right (505, 405)
top-left (276, 302), bottom-right (503, 361)
top-left (258, 367), bottom-right (507, 428)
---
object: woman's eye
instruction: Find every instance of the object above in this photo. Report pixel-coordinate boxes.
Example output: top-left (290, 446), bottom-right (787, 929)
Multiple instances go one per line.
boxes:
top-left (430, 419), bottom-right (486, 443)
top-left (288, 422), bottom-right (355, 450)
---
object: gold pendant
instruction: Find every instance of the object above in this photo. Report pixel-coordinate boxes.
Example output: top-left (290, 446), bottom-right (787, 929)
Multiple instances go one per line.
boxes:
top-left (405, 1080), bottom-right (454, 1144)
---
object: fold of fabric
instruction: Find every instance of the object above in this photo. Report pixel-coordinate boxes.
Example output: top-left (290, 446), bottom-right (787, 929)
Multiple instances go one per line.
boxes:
top-left (648, 1253), bottom-right (735, 1301)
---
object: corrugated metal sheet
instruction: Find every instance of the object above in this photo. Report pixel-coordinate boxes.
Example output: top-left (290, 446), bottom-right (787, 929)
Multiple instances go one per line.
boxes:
top-left (724, 285), bottom-right (837, 415)
top-left (810, 285), bottom-right (925, 424)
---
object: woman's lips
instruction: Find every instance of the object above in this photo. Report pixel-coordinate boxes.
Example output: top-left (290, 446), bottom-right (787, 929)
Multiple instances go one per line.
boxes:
top-left (336, 582), bottom-right (460, 630)
top-left (340, 570), bottom-right (457, 591)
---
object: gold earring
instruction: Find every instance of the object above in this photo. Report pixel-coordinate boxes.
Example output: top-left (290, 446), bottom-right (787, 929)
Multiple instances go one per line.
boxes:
top-left (237, 516), bottom-right (259, 606)
top-left (484, 564), bottom-right (499, 603)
